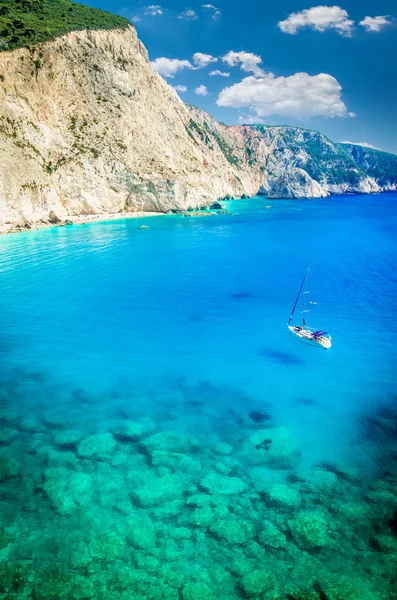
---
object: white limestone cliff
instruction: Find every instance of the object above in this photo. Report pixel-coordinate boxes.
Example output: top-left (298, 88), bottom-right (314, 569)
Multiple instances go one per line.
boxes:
top-left (268, 168), bottom-right (329, 199)
top-left (0, 26), bottom-right (395, 232)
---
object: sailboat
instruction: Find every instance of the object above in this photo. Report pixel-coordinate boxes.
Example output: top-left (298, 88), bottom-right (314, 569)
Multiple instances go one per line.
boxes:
top-left (287, 267), bottom-right (332, 350)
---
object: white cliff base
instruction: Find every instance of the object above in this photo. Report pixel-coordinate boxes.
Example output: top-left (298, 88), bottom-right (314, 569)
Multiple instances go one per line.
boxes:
top-left (268, 169), bottom-right (329, 199)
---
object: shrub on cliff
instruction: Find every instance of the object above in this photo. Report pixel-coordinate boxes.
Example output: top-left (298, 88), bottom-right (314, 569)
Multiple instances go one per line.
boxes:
top-left (0, 0), bottom-right (129, 51)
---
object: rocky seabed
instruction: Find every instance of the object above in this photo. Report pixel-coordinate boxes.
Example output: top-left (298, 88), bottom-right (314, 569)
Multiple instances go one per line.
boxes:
top-left (1, 372), bottom-right (397, 600)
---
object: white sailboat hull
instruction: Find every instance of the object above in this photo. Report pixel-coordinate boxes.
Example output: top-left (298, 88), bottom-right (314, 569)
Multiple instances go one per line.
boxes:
top-left (288, 325), bottom-right (332, 349)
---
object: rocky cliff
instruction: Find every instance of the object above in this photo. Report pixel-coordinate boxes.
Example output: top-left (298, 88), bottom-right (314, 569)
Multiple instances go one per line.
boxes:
top-left (0, 26), bottom-right (396, 231)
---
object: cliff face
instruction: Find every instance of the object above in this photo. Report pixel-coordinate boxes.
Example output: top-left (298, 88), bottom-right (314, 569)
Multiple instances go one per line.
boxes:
top-left (268, 168), bottom-right (328, 199)
top-left (0, 26), bottom-right (396, 229)
top-left (339, 144), bottom-right (397, 191)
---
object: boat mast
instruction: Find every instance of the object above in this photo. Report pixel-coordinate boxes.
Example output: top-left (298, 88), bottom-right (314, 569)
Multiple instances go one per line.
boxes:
top-left (288, 269), bottom-right (307, 325)
top-left (302, 266), bottom-right (310, 327)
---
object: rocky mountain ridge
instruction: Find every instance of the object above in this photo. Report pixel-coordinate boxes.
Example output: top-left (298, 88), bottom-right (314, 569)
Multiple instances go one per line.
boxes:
top-left (0, 25), bottom-right (396, 231)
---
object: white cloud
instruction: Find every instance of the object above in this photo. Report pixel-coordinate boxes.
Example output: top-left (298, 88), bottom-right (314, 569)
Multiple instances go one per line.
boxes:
top-left (151, 57), bottom-right (193, 78)
top-left (193, 52), bottom-right (218, 68)
top-left (131, 16), bottom-right (141, 23)
top-left (144, 5), bottom-right (163, 16)
top-left (237, 114), bottom-right (264, 125)
top-left (174, 85), bottom-right (188, 93)
top-left (210, 70), bottom-right (230, 77)
top-left (217, 72), bottom-right (351, 119)
top-left (222, 51), bottom-right (265, 77)
top-left (278, 5), bottom-right (354, 36)
top-left (195, 85), bottom-right (209, 96)
top-left (340, 141), bottom-right (380, 150)
top-left (359, 15), bottom-right (393, 32)
top-left (202, 4), bottom-right (221, 18)
top-left (179, 8), bottom-right (198, 20)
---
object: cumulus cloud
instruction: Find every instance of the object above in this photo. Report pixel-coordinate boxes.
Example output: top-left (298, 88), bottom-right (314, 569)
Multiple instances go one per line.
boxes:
top-left (340, 141), bottom-right (380, 149)
top-left (131, 16), bottom-right (141, 23)
top-left (202, 4), bottom-right (221, 18)
top-left (359, 15), bottom-right (393, 32)
top-left (278, 5), bottom-right (354, 36)
top-left (193, 52), bottom-right (218, 68)
top-left (179, 8), bottom-right (198, 20)
top-left (209, 70), bottom-right (230, 77)
top-left (195, 85), bottom-right (209, 96)
top-left (151, 57), bottom-right (193, 78)
top-left (217, 72), bottom-right (352, 119)
top-left (174, 85), bottom-right (188, 92)
top-left (222, 51), bottom-right (265, 77)
top-left (144, 5), bottom-right (163, 16)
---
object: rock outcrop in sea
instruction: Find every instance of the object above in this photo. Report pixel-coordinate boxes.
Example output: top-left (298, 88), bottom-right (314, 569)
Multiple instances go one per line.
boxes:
top-left (1, 25), bottom-right (397, 231)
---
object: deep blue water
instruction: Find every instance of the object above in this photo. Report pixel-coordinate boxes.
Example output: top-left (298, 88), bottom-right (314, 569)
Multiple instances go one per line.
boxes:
top-left (1, 193), bottom-right (396, 470)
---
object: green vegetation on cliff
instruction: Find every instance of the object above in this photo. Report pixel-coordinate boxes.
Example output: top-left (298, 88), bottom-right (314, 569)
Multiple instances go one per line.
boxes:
top-left (339, 143), bottom-right (397, 186)
top-left (0, 0), bottom-right (129, 51)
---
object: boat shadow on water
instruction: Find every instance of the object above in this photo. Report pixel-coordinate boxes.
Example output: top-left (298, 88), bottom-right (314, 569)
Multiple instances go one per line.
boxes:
top-left (258, 347), bottom-right (304, 367)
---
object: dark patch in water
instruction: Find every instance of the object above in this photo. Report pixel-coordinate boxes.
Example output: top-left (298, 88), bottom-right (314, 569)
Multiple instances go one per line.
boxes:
top-left (255, 438), bottom-right (272, 451)
top-left (231, 291), bottom-right (261, 300)
top-left (295, 397), bottom-right (317, 407)
top-left (26, 371), bottom-right (45, 382)
top-left (389, 511), bottom-right (397, 538)
top-left (72, 388), bottom-right (91, 404)
top-left (249, 410), bottom-right (272, 424)
top-left (189, 314), bottom-right (203, 322)
top-left (259, 348), bottom-right (303, 366)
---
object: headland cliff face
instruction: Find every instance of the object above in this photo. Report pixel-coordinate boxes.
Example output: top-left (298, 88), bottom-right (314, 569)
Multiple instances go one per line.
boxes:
top-left (0, 26), bottom-right (396, 230)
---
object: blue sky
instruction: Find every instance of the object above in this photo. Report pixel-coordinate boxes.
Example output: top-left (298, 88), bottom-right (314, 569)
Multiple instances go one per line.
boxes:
top-left (87, 1), bottom-right (396, 153)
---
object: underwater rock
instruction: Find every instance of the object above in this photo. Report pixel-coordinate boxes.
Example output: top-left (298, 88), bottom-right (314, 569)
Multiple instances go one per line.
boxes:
top-left (52, 429), bottom-right (85, 448)
top-left (111, 417), bottom-right (155, 441)
top-left (247, 467), bottom-right (285, 493)
top-left (241, 570), bottom-right (277, 597)
top-left (151, 450), bottom-right (202, 474)
top-left (0, 561), bottom-right (28, 595)
top-left (201, 472), bottom-right (247, 495)
top-left (258, 520), bottom-right (287, 549)
top-left (125, 514), bottom-right (156, 549)
top-left (245, 426), bottom-right (302, 469)
top-left (190, 506), bottom-right (214, 527)
top-left (265, 483), bottom-right (301, 508)
top-left (110, 451), bottom-right (129, 467)
top-left (89, 532), bottom-right (126, 561)
top-left (0, 455), bottom-right (19, 481)
top-left (77, 432), bottom-right (116, 460)
top-left (131, 473), bottom-right (184, 507)
top-left (315, 574), bottom-right (381, 600)
top-left (288, 511), bottom-right (330, 550)
top-left (18, 416), bottom-right (44, 433)
top-left (0, 526), bottom-right (12, 550)
top-left (142, 431), bottom-right (201, 455)
top-left (43, 467), bottom-right (92, 514)
top-left (213, 442), bottom-right (234, 456)
top-left (210, 513), bottom-right (254, 545)
top-left (182, 582), bottom-right (214, 600)
top-left (0, 427), bottom-right (18, 444)
top-left (319, 461), bottom-right (362, 484)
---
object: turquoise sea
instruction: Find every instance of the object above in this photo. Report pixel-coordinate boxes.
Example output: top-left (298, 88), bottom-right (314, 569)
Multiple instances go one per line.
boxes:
top-left (1, 193), bottom-right (397, 599)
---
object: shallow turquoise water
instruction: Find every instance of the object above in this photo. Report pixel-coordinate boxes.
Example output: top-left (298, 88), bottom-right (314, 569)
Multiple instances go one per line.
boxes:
top-left (1, 194), bottom-right (397, 599)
